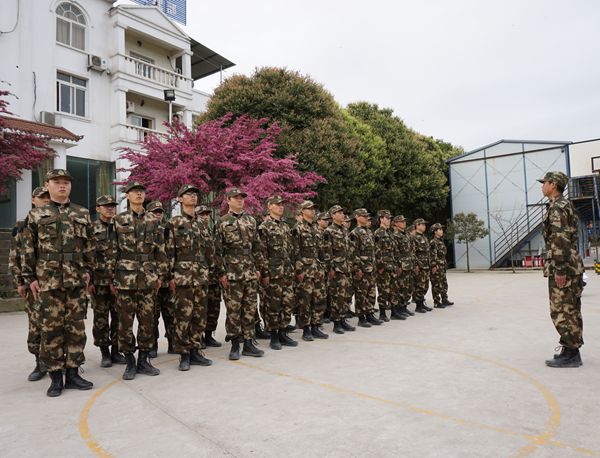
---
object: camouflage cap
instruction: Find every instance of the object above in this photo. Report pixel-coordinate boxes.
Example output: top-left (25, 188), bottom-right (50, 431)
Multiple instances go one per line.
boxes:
top-left (316, 212), bottom-right (331, 221)
top-left (378, 209), bottom-right (392, 218)
top-left (407, 224), bottom-right (416, 232)
top-left (46, 169), bottom-right (72, 181)
top-left (178, 184), bottom-right (199, 196)
top-left (430, 223), bottom-right (443, 232)
top-left (537, 171), bottom-right (568, 189)
top-left (96, 195), bottom-right (117, 206)
top-left (147, 201), bottom-right (164, 212)
top-left (413, 218), bottom-right (428, 226)
top-left (344, 215), bottom-right (352, 222)
top-left (122, 181), bottom-right (146, 193)
top-left (354, 208), bottom-right (371, 218)
top-left (195, 204), bottom-right (211, 214)
top-left (299, 200), bottom-right (316, 210)
top-left (392, 215), bottom-right (406, 223)
top-left (226, 187), bottom-right (247, 198)
top-left (266, 195), bottom-right (284, 206)
top-left (32, 186), bottom-right (49, 198)
top-left (328, 205), bottom-right (344, 216)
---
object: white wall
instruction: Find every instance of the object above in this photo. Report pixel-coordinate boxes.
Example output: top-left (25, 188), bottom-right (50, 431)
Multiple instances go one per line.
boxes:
top-left (569, 139), bottom-right (600, 177)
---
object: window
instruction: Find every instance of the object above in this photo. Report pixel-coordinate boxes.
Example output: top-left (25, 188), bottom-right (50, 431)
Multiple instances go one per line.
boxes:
top-left (130, 114), bottom-right (154, 141)
top-left (66, 157), bottom-right (116, 217)
top-left (56, 72), bottom-right (87, 117)
top-left (56, 2), bottom-right (86, 50)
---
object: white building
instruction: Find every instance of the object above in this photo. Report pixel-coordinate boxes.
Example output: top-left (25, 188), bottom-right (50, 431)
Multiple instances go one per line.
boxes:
top-left (0, 0), bottom-right (233, 228)
top-left (448, 138), bottom-right (600, 269)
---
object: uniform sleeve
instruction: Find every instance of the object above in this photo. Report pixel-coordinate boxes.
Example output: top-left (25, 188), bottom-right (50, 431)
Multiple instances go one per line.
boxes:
top-left (213, 222), bottom-right (226, 279)
top-left (21, 211), bottom-right (38, 282)
top-left (374, 232), bottom-right (384, 271)
top-left (154, 223), bottom-right (170, 282)
top-left (166, 219), bottom-right (176, 275)
top-left (83, 213), bottom-right (95, 274)
top-left (8, 224), bottom-right (23, 286)
top-left (321, 230), bottom-right (333, 272)
top-left (257, 223), bottom-right (270, 277)
top-left (429, 240), bottom-right (438, 269)
top-left (291, 227), bottom-right (302, 276)
top-left (548, 206), bottom-right (570, 275)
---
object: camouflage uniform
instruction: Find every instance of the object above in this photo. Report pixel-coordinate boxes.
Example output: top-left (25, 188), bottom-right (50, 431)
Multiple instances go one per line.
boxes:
top-left (167, 205), bottom-right (216, 355)
top-left (412, 223), bottom-right (431, 304)
top-left (350, 214), bottom-right (377, 317)
top-left (216, 210), bottom-right (263, 342)
top-left (374, 221), bottom-right (396, 311)
top-left (429, 229), bottom-right (449, 306)
top-left (293, 212), bottom-right (327, 328)
top-left (392, 223), bottom-right (413, 306)
top-left (113, 206), bottom-right (168, 354)
top-left (541, 179), bottom-right (585, 350)
top-left (258, 211), bottom-right (295, 332)
top-left (323, 207), bottom-right (353, 322)
top-left (22, 200), bottom-right (94, 372)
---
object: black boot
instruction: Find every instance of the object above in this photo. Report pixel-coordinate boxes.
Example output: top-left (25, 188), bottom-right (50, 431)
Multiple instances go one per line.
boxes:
top-left (167, 339), bottom-right (176, 354)
top-left (358, 315), bottom-right (372, 328)
top-left (46, 371), bottom-right (64, 397)
top-left (28, 356), bottom-right (47, 382)
top-left (148, 346), bottom-right (158, 359)
top-left (434, 302), bottom-right (446, 309)
top-left (379, 308), bottom-right (390, 322)
top-left (546, 348), bottom-right (583, 368)
top-left (345, 309), bottom-right (356, 318)
top-left (423, 302), bottom-right (433, 311)
top-left (415, 301), bottom-right (428, 313)
top-left (178, 353), bottom-right (191, 371)
top-left (390, 307), bottom-right (407, 320)
top-left (190, 348), bottom-right (213, 366)
top-left (333, 321), bottom-right (345, 334)
top-left (243, 339), bottom-right (265, 357)
top-left (229, 338), bottom-right (241, 360)
top-left (285, 320), bottom-right (297, 333)
top-left (442, 299), bottom-right (454, 306)
top-left (100, 346), bottom-right (112, 368)
top-left (137, 351), bottom-right (160, 376)
top-left (65, 367), bottom-right (93, 390)
top-left (110, 346), bottom-right (126, 365)
top-left (255, 322), bottom-right (271, 340)
top-left (401, 305), bottom-right (415, 316)
top-left (279, 329), bottom-right (299, 346)
top-left (270, 330), bottom-right (282, 350)
top-left (323, 311), bottom-right (331, 324)
top-left (302, 325), bottom-right (314, 341)
top-left (123, 353), bottom-right (137, 380)
top-left (311, 325), bottom-right (329, 339)
top-left (366, 313), bottom-right (383, 325)
top-left (204, 331), bottom-right (222, 347)
top-left (340, 319), bottom-right (356, 331)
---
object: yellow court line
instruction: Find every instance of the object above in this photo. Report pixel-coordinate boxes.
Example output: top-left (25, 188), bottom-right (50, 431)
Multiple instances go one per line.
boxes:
top-left (79, 379), bottom-right (119, 458)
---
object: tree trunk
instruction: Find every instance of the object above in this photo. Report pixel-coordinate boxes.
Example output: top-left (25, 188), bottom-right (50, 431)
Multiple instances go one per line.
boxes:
top-left (466, 241), bottom-right (471, 273)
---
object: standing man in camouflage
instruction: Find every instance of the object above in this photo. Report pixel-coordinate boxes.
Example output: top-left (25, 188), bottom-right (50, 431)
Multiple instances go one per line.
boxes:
top-left (391, 215), bottom-right (414, 317)
top-left (197, 205), bottom-right (222, 348)
top-left (350, 209), bottom-right (381, 328)
top-left (429, 223), bottom-right (453, 309)
top-left (412, 218), bottom-right (432, 313)
top-left (293, 201), bottom-right (329, 340)
top-left (167, 185), bottom-right (215, 371)
top-left (216, 188), bottom-right (264, 360)
top-left (258, 196), bottom-right (298, 349)
top-left (113, 182), bottom-right (168, 380)
top-left (323, 205), bottom-right (356, 334)
top-left (375, 210), bottom-right (405, 321)
top-left (316, 212), bottom-right (332, 323)
top-left (539, 171), bottom-right (585, 368)
top-left (90, 195), bottom-right (125, 368)
top-left (9, 187), bottom-right (49, 381)
top-left (22, 170), bottom-right (94, 397)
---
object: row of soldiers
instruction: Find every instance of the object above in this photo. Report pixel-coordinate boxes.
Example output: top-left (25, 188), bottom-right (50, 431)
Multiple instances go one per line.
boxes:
top-left (9, 169), bottom-right (452, 398)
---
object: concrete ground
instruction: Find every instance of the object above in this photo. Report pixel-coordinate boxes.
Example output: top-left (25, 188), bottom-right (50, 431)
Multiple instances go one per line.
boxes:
top-left (0, 271), bottom-right (599, 458)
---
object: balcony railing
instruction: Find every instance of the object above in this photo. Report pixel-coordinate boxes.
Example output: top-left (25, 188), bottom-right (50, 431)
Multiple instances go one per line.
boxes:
top-left (116, 53), bottom-right (192, 92)
top-left (118, 123), bottom-right (164, 144)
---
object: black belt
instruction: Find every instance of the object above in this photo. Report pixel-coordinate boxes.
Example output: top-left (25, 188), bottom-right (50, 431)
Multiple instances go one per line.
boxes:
top-left (177, 254), bottom-right (205, 263)
top-left (120, 253), bottom-right (155, 262)
top-left (226, 247), bottom-right (251, 256)
top-left (40, 252), bottom-right (82, 261)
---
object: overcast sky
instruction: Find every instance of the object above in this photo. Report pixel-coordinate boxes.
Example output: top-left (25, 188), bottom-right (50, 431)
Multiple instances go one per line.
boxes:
top-left (184, 0), bottom-right (600, 152)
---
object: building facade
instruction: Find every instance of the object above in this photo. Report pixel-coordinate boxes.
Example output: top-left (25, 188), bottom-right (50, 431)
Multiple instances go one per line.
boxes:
top-left (0, 0), bottom-right (233, 227)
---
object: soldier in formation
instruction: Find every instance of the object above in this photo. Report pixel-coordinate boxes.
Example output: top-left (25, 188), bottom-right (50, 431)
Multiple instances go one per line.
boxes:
top-left (429, 223), bottom-right (454, 308)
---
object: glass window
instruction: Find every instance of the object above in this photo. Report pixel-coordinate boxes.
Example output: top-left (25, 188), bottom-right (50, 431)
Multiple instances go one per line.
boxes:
top-left (56, 71), bottom-right (87, 117)
top-left (66, 157), bottom-right (116, 217)
top-left (56, 2), bottom-right (86, 50)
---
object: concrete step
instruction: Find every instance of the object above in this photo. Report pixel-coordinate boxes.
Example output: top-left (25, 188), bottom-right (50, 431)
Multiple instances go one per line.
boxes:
top-left (0, 297), bottom-right (25, 313)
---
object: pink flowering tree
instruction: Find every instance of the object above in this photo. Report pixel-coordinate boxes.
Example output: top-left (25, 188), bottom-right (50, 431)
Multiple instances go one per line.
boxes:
top-left (120, 114), bottom-right (325, 214)
top-left (0, 90), bottom-right (55, 193)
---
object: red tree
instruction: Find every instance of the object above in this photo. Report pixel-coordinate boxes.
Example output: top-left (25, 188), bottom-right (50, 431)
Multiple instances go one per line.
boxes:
top-left (120, 114), bottom-right (325, 213)
top-left (0, 90), bottom-right (55, 193)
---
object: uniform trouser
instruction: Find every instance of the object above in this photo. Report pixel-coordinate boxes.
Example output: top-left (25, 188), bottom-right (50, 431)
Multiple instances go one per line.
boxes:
top-left (223, 278), bottom-right (258, 341)
top-left (354, 271), bottom-right (376, 316)
top-left (153, 287), bottom-right (175, 346)
top-left (117, 289), bottom-right (155, 353)
top-left (262, 276), bottom-right (295, 331)
top-left (257, 284), bottom-right (267, 325)
top-left (92, 285), bottom-right (118, 348)
top-left (412, 268), bottom-right (430, 302)
top-left (396, 269), bottom-right (412, 305)
top-left (549, 274), bottom-right (584, 349)
top-left (328, 271), bottom-right (352, 321)
top-left (296, 275), bottom-right (327, 328)
top-left (430, 268), bottom-right (449, 304)
top-left (39, 287), bottom-right (87, 372)
top-left (377, 270), bottom-right (394, 310)
top-left (24, 290), bottom-right (42, 356)
top-left (206, 281), bottom-right (221, 333)
top-left (173, 284), bottom-right (208, 354)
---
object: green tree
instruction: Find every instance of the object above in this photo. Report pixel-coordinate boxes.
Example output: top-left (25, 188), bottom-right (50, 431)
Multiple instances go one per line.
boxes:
top-left (446, 212), bottom-right (489, 272)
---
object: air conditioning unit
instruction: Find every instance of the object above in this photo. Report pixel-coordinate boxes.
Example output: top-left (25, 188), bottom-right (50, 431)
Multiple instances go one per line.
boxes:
top-left (88, 55), bottom-right (109, 72)
top-left (126, 101), bottom-right (136, 113)
top-left (40, 111), bottom-right (55, 125)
